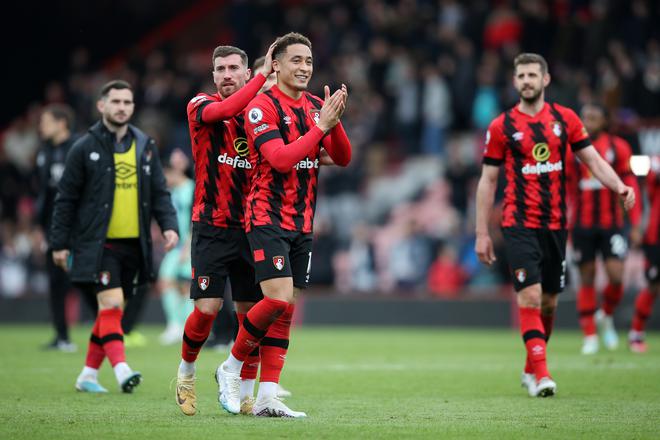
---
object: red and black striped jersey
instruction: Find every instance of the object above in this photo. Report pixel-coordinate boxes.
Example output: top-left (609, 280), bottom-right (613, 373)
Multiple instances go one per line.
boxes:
top-left (569, 132), bottom-right (641, 230)
top-left (644, 156), bottom-right (660, 246)
top-left (187, 92), bottom-right (253, 229)
top-left (483, 102), bottom-right (591, 230)
top-left (243, 85), bottom-right (351, 233)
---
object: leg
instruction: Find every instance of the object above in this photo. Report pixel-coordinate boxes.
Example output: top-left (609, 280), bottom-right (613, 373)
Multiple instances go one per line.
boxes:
top-left (158, 250), bottom-right (184, 345)
top-left (159, 278), bottom-right (182, 345)
top-left (95, 287), bottom-right (140, 392)
top-left (541, 292), bottom-right (558, 342)
top-left (176, 280), bottom-right (194, 328)
top-left (577, 261), bottom-right (597, 334)
top-left (75, 285), bottom-right (108, 393)
top-left (595, 231), bottom-right (628, 350)
top-left (601, 258), bottom-right (625, 315)
top-left (45, 254), bottom-right (74, 350)
top-left (251, 287), bottom-right (305, 418)
top-left (235, 300), bottom-right (259, 408)
top-left (252, 233), bottom-right (311, 417)
top-left (209, 287), bottom-right (237, 348)
top-left (121, 284), bottom-right (148, 345)
top-left (572, 228), bottom-right (599, 351)
top-left (629, 246), bottom-right (660, 352)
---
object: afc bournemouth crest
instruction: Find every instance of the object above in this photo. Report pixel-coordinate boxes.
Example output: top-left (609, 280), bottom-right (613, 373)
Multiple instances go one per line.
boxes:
top-left (99, 271), bottom-right (111, 286)
top-left (514, 269), bottom-right (527, 284)
top-left (309, 109), bottom-right (320, 124)
top-left (550, 121), bottom-right (562, 137)
top-left (198, 276), bottom-right (210, 291)
top-left (273, 256), bottom-right (285, 271)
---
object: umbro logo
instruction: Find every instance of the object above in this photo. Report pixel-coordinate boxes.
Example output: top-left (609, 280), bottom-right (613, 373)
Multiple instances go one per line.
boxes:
top-left (532, 345), bottom-right (544, 356)
top-left (512, 132), bottom-right (524, 141)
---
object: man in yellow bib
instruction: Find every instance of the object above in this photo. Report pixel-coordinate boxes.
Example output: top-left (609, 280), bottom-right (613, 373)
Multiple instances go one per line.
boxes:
top-left (50, 80), bottom-right (179, 394)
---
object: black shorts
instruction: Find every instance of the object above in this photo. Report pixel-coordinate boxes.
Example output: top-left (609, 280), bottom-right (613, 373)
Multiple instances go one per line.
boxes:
top-left (247, 225), bottom-right (313, 289)
top-left (572, 227), bottom-right (628, 265)
top-left (94, 239), bottom-right (141, 297)
top-left (190, 222), bottom-right (262, 301)
top-left (643, 244), bottom-right (660, 284)
top-left (502, 227), bottom-right (568, 293)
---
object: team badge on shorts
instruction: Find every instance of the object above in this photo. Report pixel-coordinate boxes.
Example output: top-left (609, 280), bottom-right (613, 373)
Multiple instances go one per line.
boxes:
top-left (515, 269), bottom-right (527, 284)
top-left (99, 271), bottom-right (111, 286)
top-left (273, 256), bottom-right (285, 271)
top-left (198, 276), bottom-right (210, 291)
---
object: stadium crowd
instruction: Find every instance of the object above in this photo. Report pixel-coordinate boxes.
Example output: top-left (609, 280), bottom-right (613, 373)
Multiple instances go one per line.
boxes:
top-left (1, 0), bottom-right (659, 298)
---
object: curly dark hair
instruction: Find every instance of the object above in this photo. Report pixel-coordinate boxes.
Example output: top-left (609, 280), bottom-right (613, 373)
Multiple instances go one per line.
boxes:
top-left (273, 32), bottom-right (312, 60)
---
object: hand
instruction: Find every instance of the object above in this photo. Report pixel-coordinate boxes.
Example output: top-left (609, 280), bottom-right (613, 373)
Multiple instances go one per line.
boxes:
top-left (52, 249), bottom-right (70, 271)
top-left (475, 234), bottom-right (496, 266)
top-left (630, 225), bottom-right (643, 248)
top-left (319, 148), bottom-right (335, 166)
top-left (337, 83), bottom-right (348, 119)
top-left (259, 40), bottom-right (278, 77)
top-left (619, 185), bottom-right (635, 211)
top-left (163, 230), bottom-right (179, 252)
top-left (317, 85), bottom-right (346, 132)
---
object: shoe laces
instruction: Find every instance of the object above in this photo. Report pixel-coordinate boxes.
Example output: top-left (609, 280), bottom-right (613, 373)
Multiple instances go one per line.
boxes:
top-left (226, 372), bottom-right (241, 397)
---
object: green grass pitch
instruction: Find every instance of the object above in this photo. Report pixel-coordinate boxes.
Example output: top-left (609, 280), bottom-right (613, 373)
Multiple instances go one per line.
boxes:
top-left (1, 325), bottom-right (659, 439)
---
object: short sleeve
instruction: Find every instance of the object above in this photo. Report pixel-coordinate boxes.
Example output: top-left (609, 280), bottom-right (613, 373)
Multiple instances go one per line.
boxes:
top-left (187, 94), bottom-right (213, 124)
top-left (482, 118), bottom-right (505, 166)
top-left (245, 100), bottom-right (282, 151)
top-left (563, 108), bottom-right (591, 152)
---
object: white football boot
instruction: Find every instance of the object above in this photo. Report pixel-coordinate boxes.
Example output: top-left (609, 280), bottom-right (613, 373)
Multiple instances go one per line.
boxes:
top-left (521, 372), bottom-right (537, 397)
top-left (595, 309), bottom-right (619, 350)
top-left (581, 334), bottom-right (599, 355)
top-left (252, 396), bottom-right (307, 418)
top-left (534, 377), bottom-right (557, 397)
top-left (215, 362), bottom-right (241, 414)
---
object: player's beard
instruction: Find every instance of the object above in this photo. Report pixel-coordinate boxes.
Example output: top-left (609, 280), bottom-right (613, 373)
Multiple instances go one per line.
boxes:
top-left (219, 82), bottom-right (241, 98)
top-left (106, 113), bottom-right (130, 128)
top-left (519, 86), bottom-right (543, 105)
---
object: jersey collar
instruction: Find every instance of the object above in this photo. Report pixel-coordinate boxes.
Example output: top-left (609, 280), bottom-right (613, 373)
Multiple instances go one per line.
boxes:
top-left (270, 85), bottom-right (306, 107)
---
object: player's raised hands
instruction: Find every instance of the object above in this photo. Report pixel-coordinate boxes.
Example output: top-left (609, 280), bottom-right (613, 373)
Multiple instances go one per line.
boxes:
top-left (259, 40), bottom-right (278, 77)
top-left (337, 83), bottom-right (348, 119)
top-left (317, 85), bottom-right (346, 132)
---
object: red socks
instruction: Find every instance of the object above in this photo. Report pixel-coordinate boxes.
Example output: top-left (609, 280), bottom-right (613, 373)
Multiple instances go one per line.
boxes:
top-left (577, 286), bottom-right (597, 336)
top-left (519, 307), bottom-right (549, 380)
top-left (182, 307), bottom-right (217, 363)
top-left (632, 289), bottom-right (656, 332)
top-left (237, 312), bottom-right (260, 380)
top-left (524, 311), bottom-right (554, 374)
top-left (260, 304), bottom-right (294, 383)
top-left (98, 308), bottom-right (125, 367)
top-left (602, 283), bottom-right (624, 316)
top-left (231, 297), bottom-right (288, 362)
top-left (86, 317), bottom-right (105, 369)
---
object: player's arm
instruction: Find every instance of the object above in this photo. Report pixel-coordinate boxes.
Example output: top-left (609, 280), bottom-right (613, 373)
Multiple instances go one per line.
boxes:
top-left (50, 141), bottom-right (85, 269)
top-left (319, 148), bottom-right (335, 166)
top-left (475, 164), bottom-right (499, 265)
top-left (252, 88), bottom-right (347, 173)
top-left (321, 122), bottom-right (351, 167)
top-left (196, 74), bottom-right (267, 123)
top-left (320, 84), bottom-right (351, 167)
top-left (575, 146), bottom-right (635, 211)
top-left (195, 42), bottom-right (277, 124)
top-left (616, 140), bottom-right (643, 244)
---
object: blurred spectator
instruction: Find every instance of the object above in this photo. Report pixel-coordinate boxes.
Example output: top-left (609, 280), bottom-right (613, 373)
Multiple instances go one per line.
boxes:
top-left (427, 243), bottom-right (467, 298)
